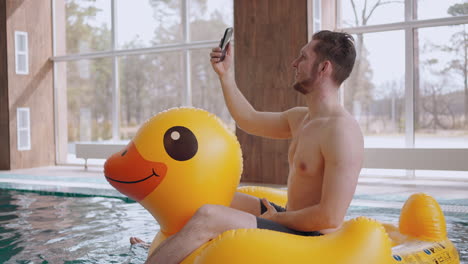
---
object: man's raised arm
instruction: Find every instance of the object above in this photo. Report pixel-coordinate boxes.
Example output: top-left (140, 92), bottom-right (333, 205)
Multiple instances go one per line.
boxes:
top-left (210, 44), bottom-right (294, 139)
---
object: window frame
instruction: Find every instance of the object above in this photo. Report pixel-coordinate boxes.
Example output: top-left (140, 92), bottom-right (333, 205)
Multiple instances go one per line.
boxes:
top-left (335, 0), bottom-right (468, 178)
top-left (16, 107), bottom-right (31, 151)
top-left (51, 0), bottom-right (232, 164)
top-left (14, 31), bottom-right (29, 75)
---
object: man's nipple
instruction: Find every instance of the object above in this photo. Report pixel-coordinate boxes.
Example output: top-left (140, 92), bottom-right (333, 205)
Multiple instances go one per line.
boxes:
top-left (299, 162), bottom-right (307, 171)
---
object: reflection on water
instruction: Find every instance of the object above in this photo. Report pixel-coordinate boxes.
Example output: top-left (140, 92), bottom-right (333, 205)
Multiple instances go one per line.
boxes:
top-left (0, 189), bottom-right (467, 263)
top-left (0, 189), bottom-right (155, 263)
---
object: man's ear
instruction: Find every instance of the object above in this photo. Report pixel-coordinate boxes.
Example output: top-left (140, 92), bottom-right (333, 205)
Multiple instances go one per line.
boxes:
top-left (320, 60), bottom-right (333, 75)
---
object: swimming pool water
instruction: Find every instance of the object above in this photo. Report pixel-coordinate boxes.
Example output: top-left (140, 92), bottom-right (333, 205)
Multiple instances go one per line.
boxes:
top-left (0, 189), bottom-right (155, 263)
top-left (0, 189), bottom-right (466, 263)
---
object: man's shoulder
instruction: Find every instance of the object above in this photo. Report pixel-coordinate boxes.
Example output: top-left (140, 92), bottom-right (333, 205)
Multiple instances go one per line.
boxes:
top-left (283, 107), bottom-right (308, 123)
top-left (310, 114), bottom-right (363, 147)
top-left (326, 111), bottom-right (360, 131)
top-left (284, 107), bottom-right (308, 116)
top-left (321, 115), bottom-right (364, 164)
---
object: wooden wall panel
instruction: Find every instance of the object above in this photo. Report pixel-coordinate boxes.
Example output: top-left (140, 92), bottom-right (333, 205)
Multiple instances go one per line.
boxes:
top-left (234, 0), bottom-right (308, 184)
top-left (6, 0), bottom-right (54, 169)
top-left (0, 1), bottom-right (10, 170)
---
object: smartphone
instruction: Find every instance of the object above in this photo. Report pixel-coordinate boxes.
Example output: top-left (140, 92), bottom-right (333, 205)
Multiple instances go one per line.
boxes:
top-left (219, 27), bottom-right (233, 61)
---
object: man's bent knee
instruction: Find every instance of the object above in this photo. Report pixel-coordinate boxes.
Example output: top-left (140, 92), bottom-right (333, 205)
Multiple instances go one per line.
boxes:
top-left (190, 205), bottom-right (227, 232)
top-left (192, 204), bottom-right (257, 233)
top-left (193, 204), bottom-right (223, 221)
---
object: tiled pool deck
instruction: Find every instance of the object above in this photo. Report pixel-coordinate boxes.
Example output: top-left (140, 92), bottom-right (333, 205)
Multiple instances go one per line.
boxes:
top-left (1, 166), bottom-right (468, 212)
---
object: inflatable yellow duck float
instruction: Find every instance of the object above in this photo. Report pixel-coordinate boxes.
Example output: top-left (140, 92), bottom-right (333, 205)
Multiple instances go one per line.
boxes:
top-left (104, 107), bottom-right (460, 264)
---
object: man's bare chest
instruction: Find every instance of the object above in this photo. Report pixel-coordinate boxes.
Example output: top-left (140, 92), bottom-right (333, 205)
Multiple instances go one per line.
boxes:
top-left (288, 127), bottom-right (324, 175)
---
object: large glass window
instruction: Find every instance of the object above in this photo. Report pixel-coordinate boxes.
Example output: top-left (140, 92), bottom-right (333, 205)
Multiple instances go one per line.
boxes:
top-left (53, 0), bottom-right (234, 164)
top-left (119, 52), bottom-right (185, 140)
top-left (191, 49), bottom-right (234, 129)
top-left (65, 58), bottom-right (113, 143)
top-left (339, 0), bottom-right (468, 179)
top-left (340, 0), bottom-right (404, 27)
top-left (60, 58), bottom-right (113, 164)
top-left (417, 0), bottom-right (467, 20)
top-left (415, 25), bottom-right (468, 148)
top-left (189, 0), bottom-right (233, 42)
top-left (116, 0), bottom-right (183, 48)
top-left (344, 31), bottom-right (406, 148)
top-left (63, 0), bottom-right (111, 55)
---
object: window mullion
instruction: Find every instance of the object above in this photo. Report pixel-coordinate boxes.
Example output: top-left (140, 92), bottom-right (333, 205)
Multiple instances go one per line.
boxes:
top-left (111, 0), bottom-right (120, 141)
top-left (405, 0), bottom-right (415, 178)
top-left (183, 0), bottom-right (192, 106)
top-left (52, 0), bottom-right (59, 163)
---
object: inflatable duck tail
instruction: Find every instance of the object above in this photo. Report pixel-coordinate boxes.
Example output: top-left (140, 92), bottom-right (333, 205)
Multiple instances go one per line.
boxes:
top-left (399, 193), bottom-right (447, 241)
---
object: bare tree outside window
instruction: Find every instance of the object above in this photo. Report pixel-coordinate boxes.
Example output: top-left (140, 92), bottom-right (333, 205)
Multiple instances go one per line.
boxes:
top-left (342, 0), bottom-right (405, 147)
top-left (61, 0), bottom-right (234, 160)
top-left (415, 2), bottom-right (468, 147)
top-left (65, 0), bottom-right (113, 142)
top-left (444, 4), bottom-right (468, 128)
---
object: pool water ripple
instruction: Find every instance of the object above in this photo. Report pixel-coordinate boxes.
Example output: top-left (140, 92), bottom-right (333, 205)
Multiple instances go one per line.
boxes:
top-left (0, 190), bottom-right (156, 263)
top-left (0, 189), bottom-right (466, 263)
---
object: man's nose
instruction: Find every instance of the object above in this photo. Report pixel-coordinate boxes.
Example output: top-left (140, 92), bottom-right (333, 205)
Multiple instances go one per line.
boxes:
top-left (291, 59), bottom-right (297, 68)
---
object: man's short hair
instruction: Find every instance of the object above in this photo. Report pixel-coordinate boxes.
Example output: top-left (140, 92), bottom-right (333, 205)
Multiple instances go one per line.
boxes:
top-left (312, 30), bottom-right (356, 85)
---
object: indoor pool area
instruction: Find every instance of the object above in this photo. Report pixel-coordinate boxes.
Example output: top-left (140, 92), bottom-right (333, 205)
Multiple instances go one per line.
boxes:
top-left (0, 167), bottom-right (467, 263)
top-left (2, 0), bottom-right (468, 263)
top-left (0, 188), bottom-right (467, 263)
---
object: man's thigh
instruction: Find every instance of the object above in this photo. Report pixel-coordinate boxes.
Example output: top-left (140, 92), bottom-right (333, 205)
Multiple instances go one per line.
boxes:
top-left (194, 204), bottom-right (257, 235)
top-left (229, 192), bottom-right (261, 216)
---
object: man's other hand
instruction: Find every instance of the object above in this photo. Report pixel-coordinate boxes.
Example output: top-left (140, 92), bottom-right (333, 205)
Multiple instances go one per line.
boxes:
top-left (259, 198), bottom-right (278, 220)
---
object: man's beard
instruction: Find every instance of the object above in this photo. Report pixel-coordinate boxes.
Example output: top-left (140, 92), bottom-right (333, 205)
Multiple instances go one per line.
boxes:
top-left (293, 78), bottom-right (314, 95)
top-left (293, 62), bottom-right (319, 95)
top-left (293, 74), bottom-right (317, 95)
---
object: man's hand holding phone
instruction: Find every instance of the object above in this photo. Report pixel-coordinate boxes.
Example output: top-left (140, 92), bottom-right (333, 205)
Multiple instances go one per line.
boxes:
top-left (210, 27), bottom-right (233, 77)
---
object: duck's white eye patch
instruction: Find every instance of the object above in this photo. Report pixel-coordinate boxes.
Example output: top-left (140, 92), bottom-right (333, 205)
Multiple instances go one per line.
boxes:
top-left (171, 131), bottom-right (180, 140)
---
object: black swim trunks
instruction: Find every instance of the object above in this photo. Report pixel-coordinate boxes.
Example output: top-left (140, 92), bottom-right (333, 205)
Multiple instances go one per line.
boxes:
top-left (256, 200), bottom-right (322, 237)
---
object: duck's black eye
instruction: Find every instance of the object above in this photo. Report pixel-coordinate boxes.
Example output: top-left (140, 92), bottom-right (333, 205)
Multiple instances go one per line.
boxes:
top-left (163, 126), bottom-right (198, 161)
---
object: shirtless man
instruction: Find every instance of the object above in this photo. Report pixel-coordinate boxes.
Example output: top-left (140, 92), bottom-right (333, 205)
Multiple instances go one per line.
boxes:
top-left (139, 30), bottom-right (364, 263)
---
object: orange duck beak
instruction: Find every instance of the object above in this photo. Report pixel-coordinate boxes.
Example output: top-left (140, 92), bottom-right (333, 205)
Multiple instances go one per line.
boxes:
top-left (104, 142), bottom-right (167, 201)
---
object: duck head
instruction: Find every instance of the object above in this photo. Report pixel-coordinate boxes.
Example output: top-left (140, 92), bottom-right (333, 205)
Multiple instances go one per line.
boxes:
top-left (104, 108), bottom-right (243, 235)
